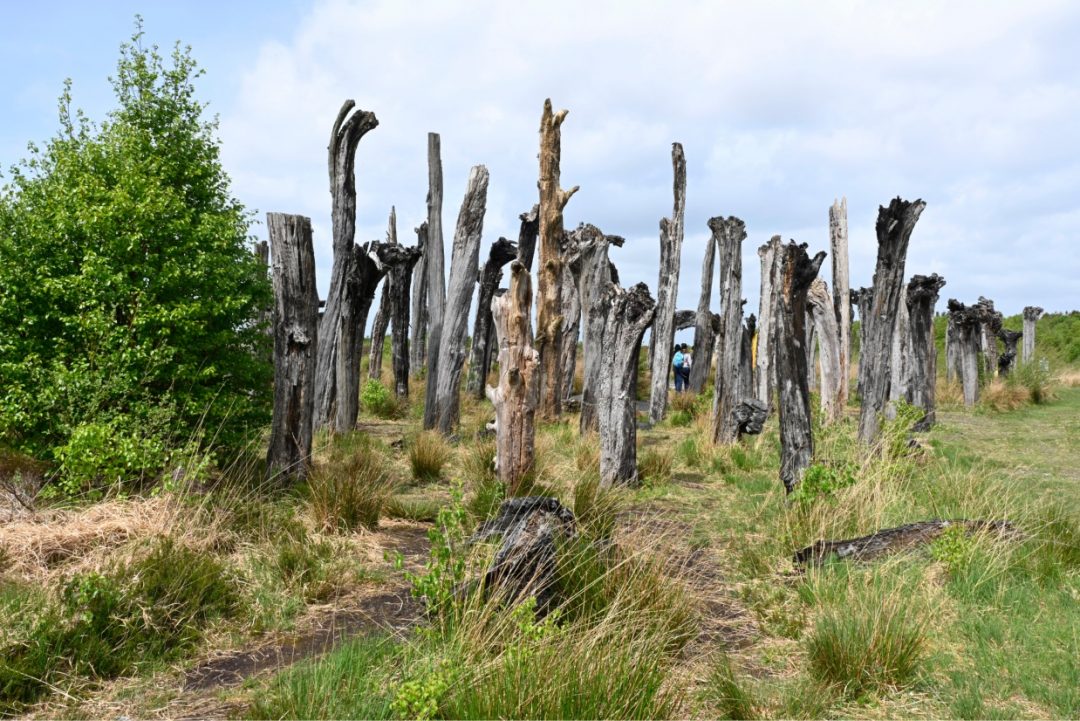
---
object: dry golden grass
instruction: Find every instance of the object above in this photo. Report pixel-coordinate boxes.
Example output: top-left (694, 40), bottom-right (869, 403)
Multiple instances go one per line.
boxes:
top-left (1055, 368), bottom-right (1080, 387)
top-left (978, 378), bottom-right (1031, 412)
top-left (407, 430), bottom-right (452, 483)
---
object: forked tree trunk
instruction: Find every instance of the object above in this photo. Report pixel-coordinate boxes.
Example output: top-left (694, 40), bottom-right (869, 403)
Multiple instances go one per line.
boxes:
top-left (807, 279), bottom-right (843, 423)
top-left (409, 223), bottom-right (429, 373)
top-left (648, 143), bottom-right (687, 424)
top-left (857, 197), bottom-right (926, 444)
top-left (595, 283), bottom-right (657, 488)
top-left (907, 274), bottom-right (946, 430)
top-left (536, 99), bottom-right (579, 421)
top-left (467, 237), bottom-right (518, 398)
top-left (313, 101), bottom-right (378, 431)
top-left (1022, 306), bottom-right (1043, 364)
top-left (559, 257), bottom-right (582, 401)
top-left (948, 299), bottom-right (982, 407)
top-left (887, 293), bottom-right (912, 417)
top-left (486, 262), bottom-right (540, 495)
top-left (517, 205), bottom-right (541, 271)
top-left (338, 241), bottom-right (387, 428)
top-left (774, 241), bottom-right (826, 493)
top-left (755, 236), bottom-right (783, 409)
top-left (434, 165), bottom-right (489, 435)
top-left (710, 216), bottom-right (746, 445)
top-left (382, 244), bottom-right (423, 397)
top-left (266, 213), bottom-right (319, 482)
top-left (975, 297), bottom-right (1002, 379)
top-left (689, 228), bottom-right (717, 394)
top-left (423, 132), bottom-right (448, 430)
top-left (997, 328), bottom-right (1022, 377)
top-left (368, 207), bottom-right (399, 382)
top-left (739, 314), bottom-right (756, 401)
top-left (830, 197), bottom-right (851, 409)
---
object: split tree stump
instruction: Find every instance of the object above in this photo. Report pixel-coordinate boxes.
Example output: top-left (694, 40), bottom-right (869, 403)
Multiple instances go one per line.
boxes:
top-left (907, 273), bottom-right (946, 430)
top-left (807, 278), bottom-right (843, 423)
top-left (380, 243), bottom-right (423, 397)
top-left (368, 207), bottom-right (399, 382)
top-left (467, 237), bottom-right (518, 398)
top-left (997, 328), bottom-right (1022, 377)
top-left (338, 241), bottom-right (387, 428)
top-left (948, 299), bottom-right (982, 407)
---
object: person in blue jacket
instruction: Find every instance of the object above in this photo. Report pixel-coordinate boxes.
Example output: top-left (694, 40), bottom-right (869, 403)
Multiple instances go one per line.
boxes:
top-left (672, 345), bottom-right (686, 392)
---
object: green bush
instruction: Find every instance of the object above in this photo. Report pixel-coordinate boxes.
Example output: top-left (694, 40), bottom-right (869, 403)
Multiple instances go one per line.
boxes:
top-left (789, 462), bottom-right (856, 506)
top-left (361, 379), bottom-right (403, 419)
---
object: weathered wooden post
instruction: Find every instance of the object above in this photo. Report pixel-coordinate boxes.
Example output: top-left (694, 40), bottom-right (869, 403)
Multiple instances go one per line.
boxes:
top-left (710, 216), bottom-right (746, 445)
top-left (830, 198), bottom-right (851, 408)
top-left (807, 278), bottom-right (843, 423)
top-left (467, 237), bottom-right (518, 398)
top-left (997, 328), bottom-right (1022, 377)
top-left (422, 133), bottom-right (448, 430)
top-left (948, 299), bottom-right (982, 407)
top-left (382, 243), bottom-right (423, 397)
top-left (595, 283), bottom-right (657, 487)
top-left (434, 165), bottom-right (489, 435)
top-left (1022, 306), bottom-right (1043, 364)
top-left (338, 240), bottom-right (388, 428)
top-left (689, 218), bottom-right (717, 394)
top-left (975, 297), bottom-right (1002, 379)
top-left (266, 213), bottom-right (318, 482)
top-left (852, 286), bottom-right (874, 397)
top-left (648, 143), bottom-right (687, 424)
top-left (755, 236), bottom-right (783, 409)
top-left (857, 197), bottom-right (925, 444)
top-left (313, 101), bottom-right (378, 431)
top-left (806, 318), bottom-right (819, 393)
top-left (486, 262), bottom-right (540, 495)
top-left (887, 293), bottom-right (912, 416)
top-left (907, 274), bottom-right (945, 430)
top-left (517, 205), bottom-right (540, 271)
top-left (409, 223), bottom-right (429, 373)
top-left (536, 99), bottom-right (579, 421)
top-left (740, 314), bottom-right (756, 401)
top-left (368, 207), bottom-right (398, 381)
top-left (774, 241), bottom-right (826, 492)
top-left (945, 307), bottom-right (960, 383)
top-left (558, 237), bottom-right (582, 401)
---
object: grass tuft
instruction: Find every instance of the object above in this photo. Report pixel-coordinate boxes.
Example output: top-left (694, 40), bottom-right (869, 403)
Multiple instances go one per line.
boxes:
top-left (408, 431), bottom-right (451, 484)
top-left (307, 433), bottom-right (394, 532)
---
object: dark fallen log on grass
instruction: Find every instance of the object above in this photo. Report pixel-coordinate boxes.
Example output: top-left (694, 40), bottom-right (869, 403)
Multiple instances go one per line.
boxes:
top-left (793, 519), bottom-right (1022, 567)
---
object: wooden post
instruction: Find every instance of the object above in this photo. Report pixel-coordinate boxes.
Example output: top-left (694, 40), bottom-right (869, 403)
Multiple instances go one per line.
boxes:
top-left (648, 143), bottom-right (687, 424)
top-left (852, 286), bottom-right (874, 397)
top-left (775, 241), bottom-right (826, 492)
top-left (710, 216), bottom-right (746, 445)
top-left (830, 197), bottom-right (851, 409)
top-left (945, 308), bottom-right (960, 383)
top-left (807, 279), bottom-right (843, 423)
top-left (266, 213), bottom-right (318, 482)
top-left (975, 297), bottom-right (1002, 379)
top-left (434, 165), bottom-right (489, 435)
top-left (1022, 306), bottom-right (1043, 364)
top-left (422, 133), bottom-right (448, 430)
top-left (595, 283), bottom-right (657, 488)
top-left (755, 236), bottom-right (783, 409)
top-left (689, 222), bottom-right (717, 394)
top-left (379, 243), bottom-right (422, 397)
top-left (857, 197), bottom-right (925, 444)
top-left (313, 101), bottom-right (378, 431)
top-left (906, 274), bottom-right (945, 430)
top-left (739, 314), bottom-right (756, 401)
top-left (467, 237), bottom-right (518, 398)
top-left (368, 207), bottom-right (399, 382)
top-left (887, 293), bottom-right (912, 417)
top-left (337, 240), bottom-right (388, 429)
top-left (997, 328), bottom-right (1022, 377)
top-left (409, 222), bottom-right (429, 373)
top-left (517, 205), bottom-right (541, 271)
top-left (486, 262), bottom-right (540, 495)
top-left (948, 300), bottom-right (982, 407)
top-left (806, 317), bottom-right (819, 393)
top-left (536, 99), bottom-right (579, 421)
top-left (558, 252), bottom-right (582, 401)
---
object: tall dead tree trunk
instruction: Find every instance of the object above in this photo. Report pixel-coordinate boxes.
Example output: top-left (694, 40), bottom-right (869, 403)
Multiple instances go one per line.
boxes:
top-left (710, 216), bottom-right (746, 445)
top-left (948, 300), bottom-right (982, 407)
top-left (338, 241), bottom-right (387, 429)
top-left (409, 223), bottom-right (429, 373)
top-left (266, 213), bottom-right (318, 483)
top-left (313, 101), bottom-right (378, 431)
top-left (434, 165), bottom-right (489, 435)
top-left (254, 241), bottom-right (272, 337)
top-left (806, 318), bottom-right (819, 393)
top-left (689, 223), bottom-right (717, 394)
top-left (467, 237), bottom-right (518, 398)
top-left (807, 279), bottom-right (842, 423)
top-left (559, 255), bottom-right (581, 401)
top-left (740, 314), bottom-right (756, 401)
top-left (368, 207), bottom-right (399, 382)
top-left (857, 197), bottom-right (926, 444)
top-left (1022, 306), bottom-right (1043, 364)
top-left (648, 143), bottom-right (687, 424)
top-left (907, 274), bottom-right (945, 430)
top-left (852, 286), bottom-right (874, 397)
top-left (775, 242), bottom-right (826, 492)
top-left (536, 99), bottom-right (579, 421)
top-left (422, 133), bottom-right (448, 430)
top-left (595, 283), bottom-right (656, 488)
top-left (887, 293), bottom-right (912, 417)
top-left (755, 236), bottom-right (783, 409)
top-left (975, 297), bottom-right (1002, 379)
top-left (997, 328), bottom-right (1022, 377)
top-left (830, 197), bottom-right (851, 409)
top-left (381, 244), bottom-right (423, 397)
top-left (517, 205), bottom-right (540, 271)
top-left (945, 308), bottom-right (960, 383)
top-left (486, 262), bottom-right (540, 495)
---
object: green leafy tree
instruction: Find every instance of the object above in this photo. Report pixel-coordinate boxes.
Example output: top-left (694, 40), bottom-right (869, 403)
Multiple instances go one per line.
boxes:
top-left (0, 22), bottom-right (271, 491)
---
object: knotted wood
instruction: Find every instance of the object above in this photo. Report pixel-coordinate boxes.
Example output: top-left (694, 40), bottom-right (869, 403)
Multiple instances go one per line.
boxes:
top-left (829, 198), bottom-right (851, 409)
top-left (774, 241), bottom-right (826, 493)
top-left (368, 207), bottom-right (399, 382)
top-left (857, 198), bottom-right (925, 444)
top-left (313, 101), bottom-right (378, 430)
top-left (1022, 306), bottom-right (1043, 364)
top-left (907, 274), bottom-right (945, 430)
top-left (467, 237), bottom-right (518, 398)
top-left (755, 236), bottom-right (783, 409)
top-left (948, 299), bottom-right (982, 407)
top-left (807, 278), bottom-right (843, 423)
top-left (689, 223), bottom-right (717, 393)
top-left (409, 223), bottom-right (429, 373)
top-left (710, 216), bottom-right (747, 445)
top-left (648, 143), bottom-right (687, 424)
top-left (266, 213), bottom-right (318, 483)
top-left (422, 133), bottom-right (448, 430)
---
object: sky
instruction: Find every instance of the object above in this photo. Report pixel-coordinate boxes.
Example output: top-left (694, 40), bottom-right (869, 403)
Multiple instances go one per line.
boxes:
top-left (3, 0), bottom-right (1078, 338)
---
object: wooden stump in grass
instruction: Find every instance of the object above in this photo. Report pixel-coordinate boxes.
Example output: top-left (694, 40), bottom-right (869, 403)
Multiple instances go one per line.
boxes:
top-left (755, 235), bottom-right (783, 410)
top-left (710, 216), bottom-right (747, 445)
top-left (467, 237), bottom-right (518, 398)
top-left (338, 241), bottom-right (387, 429)
top-left (948, 299), bottom-right (983, 407)
top-left (829, 197), bottom-right (851, 409)
top-left (422, 132), bottom-right (447, 430)
top-left (907, 273), bottom-right (946, 430)
top-left (1022, 305), bottom-right (1043, 364)
top-left (368, 207), bottom-right (399, 383)
top-left (807, 278), bottom-right (843, 424)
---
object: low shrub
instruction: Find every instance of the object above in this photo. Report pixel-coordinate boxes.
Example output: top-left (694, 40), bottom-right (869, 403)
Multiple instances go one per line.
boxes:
top-left (384, 495), bottom-right (441, 523)
top-left (308, 434), bottom-right (394, 532)
top-left (361, 379), bottom-right (404, 420)
top-left (408, 431), bottom-right (451, 484)
top-left (637, 446), bottom-right (674, 487)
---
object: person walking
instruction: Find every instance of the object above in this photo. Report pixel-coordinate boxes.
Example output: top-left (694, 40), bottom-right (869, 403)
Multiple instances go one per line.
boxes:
top-left (681, 345), bottom-right (693, 391)
top-left (672, 345), bottom-right (686, 392)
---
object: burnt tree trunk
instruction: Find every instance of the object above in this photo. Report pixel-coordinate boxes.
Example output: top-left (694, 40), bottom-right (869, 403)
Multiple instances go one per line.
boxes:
top-left (486, 262), bottom-right (540, 494)
top-left (648, 143), bottom-right (687, 424)
top-left (830, 197), bottom-right (851, 409)
top-left (409, 222), bottom-right (429, 373)
top-left (774, 242), bottom-right (826, 493)
top-left (595, 283), bottom-right (657, 488)
top-left (710, 216), bottom-right (746, 445)
top-left (857, 198), bottom-right (925, 444)
top-left (689, 224), bottom-right (717, 394)
top-left (807, 279), bottom-right (843, 423)
top-left (740, 314), bottom-right (756, 401)
top-left (266, 213), bottom-right (318, 483)
top-left (467, 237), bottom-right (518, 398)
top-left (382, 244), bottom-right (423, 397)
top-left (517, 205), bottom-right (540, 271)
top-left (755, 236), bottom-right (783, 409)
top-left (907, 274), bottom-right (946, 430)
top-left (434, 165), bottom-right (489, 435)
top-left (368, 207), bottom-right (398, 382)
top-left (422, 133), bottom-right (448, 430)
top-left (536, 99), bottom-right (579, 421)
top-left (997, 328), bottom-right (1022, 377)
top-left (948, 300), bottom-right (982, 407)
top-left (313, 101), bottom-right (378, 431)
top-left (1022, 306), bottom-right (1043, 364)
top-left (339, 241), bottom-right (387, 428)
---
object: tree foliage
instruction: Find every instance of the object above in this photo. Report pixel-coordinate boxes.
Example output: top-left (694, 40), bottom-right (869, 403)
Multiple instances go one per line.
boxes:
top-left (0, 22), bottom-right (271, 490)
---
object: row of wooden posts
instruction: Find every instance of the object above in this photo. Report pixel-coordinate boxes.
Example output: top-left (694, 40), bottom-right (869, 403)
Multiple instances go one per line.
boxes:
top-left (262, 99), bottom-right (1045, 494)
